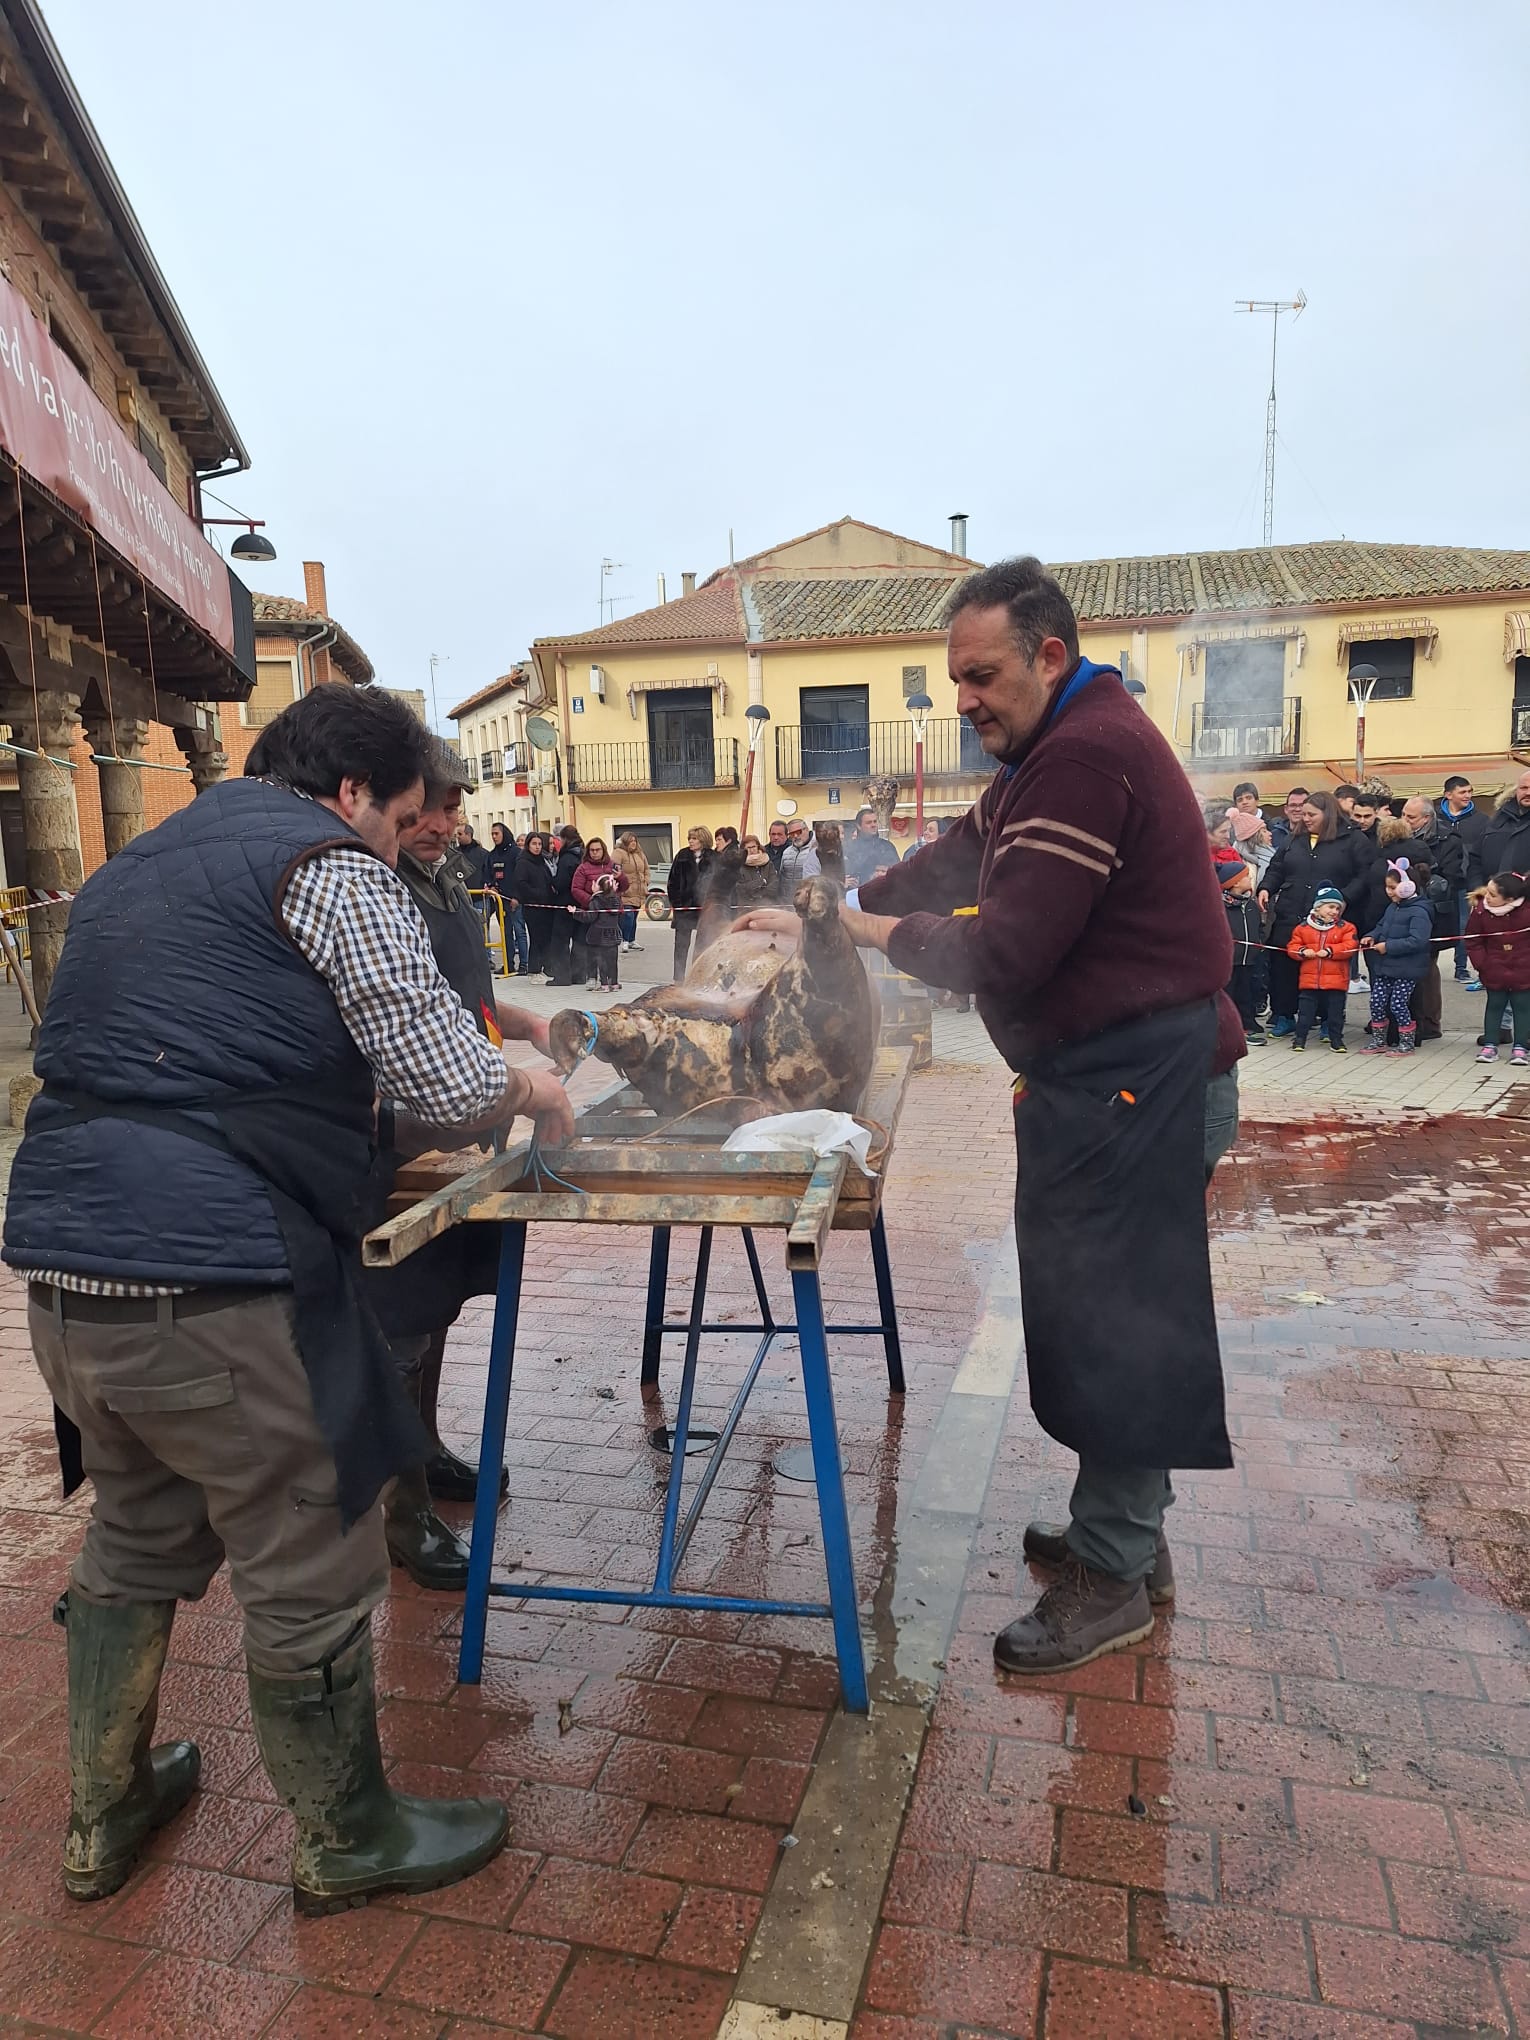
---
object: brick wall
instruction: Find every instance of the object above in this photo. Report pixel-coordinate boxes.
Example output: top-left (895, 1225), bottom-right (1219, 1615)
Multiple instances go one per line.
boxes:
top-left (70, 718), bottom-right (198, 875)
top-left (68, 631), bottom-right (367, 875)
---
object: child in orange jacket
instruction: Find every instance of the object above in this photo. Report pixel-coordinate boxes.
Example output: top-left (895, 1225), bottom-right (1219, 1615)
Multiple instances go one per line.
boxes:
top-left (1286, 887), bottom-right (1359, 1052)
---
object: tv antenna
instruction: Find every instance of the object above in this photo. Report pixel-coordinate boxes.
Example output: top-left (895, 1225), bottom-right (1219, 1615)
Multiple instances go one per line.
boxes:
top-left (427, 651), bottom-right (449, 731)
top-left (1235, 290), bottom-right (1306, 544)
top-left (599, 557), bottom-right (624, 625)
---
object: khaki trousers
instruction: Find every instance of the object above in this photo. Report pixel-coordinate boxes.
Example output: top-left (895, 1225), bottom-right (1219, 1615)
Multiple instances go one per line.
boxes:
top-left (31, 1285), bottom-right (389, 1675)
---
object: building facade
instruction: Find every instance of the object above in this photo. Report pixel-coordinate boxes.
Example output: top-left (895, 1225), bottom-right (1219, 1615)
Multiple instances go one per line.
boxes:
top-left (223, 561), bottom-right (375, 779)
top-left (448, 666), bottom-right (544, 844)
top-left (531, 522), bottom-right (988, 872)
top-left (531, 521), bottom-right (1530, 868)
top-left (0, 0), bottom-right (256, 1000)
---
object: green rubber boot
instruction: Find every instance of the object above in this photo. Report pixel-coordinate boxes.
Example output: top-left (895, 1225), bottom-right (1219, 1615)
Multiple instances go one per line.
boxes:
top-left (247, 1621), bottom-right (507, 1915)
top-left (62, 1590), bottom-right (201, 1901)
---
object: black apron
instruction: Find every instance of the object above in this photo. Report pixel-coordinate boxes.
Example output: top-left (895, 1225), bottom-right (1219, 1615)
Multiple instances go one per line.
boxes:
top-left (1011, 999), bottom-right (1232, 1471)
top-left (45, 1081), bottom-right (426, 1528)
top-left (362, 856), bottom-right (502, 1342)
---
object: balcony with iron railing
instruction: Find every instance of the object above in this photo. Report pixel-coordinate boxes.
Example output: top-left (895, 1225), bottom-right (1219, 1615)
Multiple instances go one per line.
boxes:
top-left (568, 737), bottom-right (740, 796)
top-left (1189, 697), bottom-right (1302, 765)
top-left (774, 718), bottom-right (997, 784)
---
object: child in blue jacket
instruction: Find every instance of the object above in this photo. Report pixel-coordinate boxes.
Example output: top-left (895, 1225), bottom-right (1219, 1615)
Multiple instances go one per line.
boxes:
top-left (1360, 861), bottom-right (1434, 1054)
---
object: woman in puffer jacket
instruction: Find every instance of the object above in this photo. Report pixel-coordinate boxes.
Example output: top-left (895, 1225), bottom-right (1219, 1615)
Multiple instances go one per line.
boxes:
top-left (1257, 792), bottom-right (1369, 1035)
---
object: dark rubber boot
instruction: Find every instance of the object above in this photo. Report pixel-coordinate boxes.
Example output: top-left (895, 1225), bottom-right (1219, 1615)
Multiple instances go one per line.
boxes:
top-left (995, 1561), bottom-right (1154, 1674)
top-left (1023, 1520), bottom-right (1175, 1605)
top-left (417, 1332), bottom-right (507, 1503)
top-left (63, 1591), bottom-right (200, 1901)
top-left (385, 1469), bottom-right (472, 1591)
top-left (247, 1622), bottom-right (507, 1915)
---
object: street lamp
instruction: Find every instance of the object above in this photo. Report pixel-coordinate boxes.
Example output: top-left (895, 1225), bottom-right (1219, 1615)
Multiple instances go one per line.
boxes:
top-left (740, 702), bottom-right (771, 837)
top-left (199, 487), bottom-right (277, 564)
top-left (904, 690), bottom-right (933, 834)
top-left (1348, 663), bottom-right (1380, 786)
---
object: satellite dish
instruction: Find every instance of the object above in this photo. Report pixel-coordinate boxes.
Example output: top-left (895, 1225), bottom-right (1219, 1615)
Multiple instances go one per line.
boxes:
top-left (526, 716), bottom-right (559, 751)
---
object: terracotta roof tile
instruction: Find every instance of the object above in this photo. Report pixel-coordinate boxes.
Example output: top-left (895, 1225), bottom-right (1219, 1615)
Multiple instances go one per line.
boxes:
top-left (536, 533), bottom-right (1530, 656)
top-left (250, 591), bottom-right (374, 685)
top-left (447, 669), bottom-right (530, 721)
top-left (747, 573), bottom-right (965, 641)
top-left (540, 576), bottom-right (746, 650)
top-left (1052, 541), bottom-right (1530, 622)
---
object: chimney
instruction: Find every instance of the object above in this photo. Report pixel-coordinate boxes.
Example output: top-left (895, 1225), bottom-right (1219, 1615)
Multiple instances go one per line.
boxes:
top-left (949, 514), bottom-right (968, 559)
top-left (657, 572), bottom-right (668, 605)
top-left (302, 560), bottom-right (329, 614)
top-left (681, 571), bottom-right (696, 598)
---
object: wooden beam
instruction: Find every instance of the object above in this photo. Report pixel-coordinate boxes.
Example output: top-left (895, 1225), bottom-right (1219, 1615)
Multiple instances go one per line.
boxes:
top-left (463, 1191), bottom-right (806, 1230)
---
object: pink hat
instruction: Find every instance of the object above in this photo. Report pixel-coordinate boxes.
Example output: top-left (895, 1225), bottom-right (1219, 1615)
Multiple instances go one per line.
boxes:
top-left (1227, 807), bottom-right (1264, 843)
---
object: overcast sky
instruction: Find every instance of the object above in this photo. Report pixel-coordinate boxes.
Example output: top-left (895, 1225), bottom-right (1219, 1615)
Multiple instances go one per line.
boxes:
top-left (40, 0), bottom-right (1530, 721)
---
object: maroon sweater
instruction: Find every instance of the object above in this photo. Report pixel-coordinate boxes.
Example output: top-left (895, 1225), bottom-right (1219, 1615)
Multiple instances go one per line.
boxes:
top-left (860, 671), bottom-right (1244, 1074)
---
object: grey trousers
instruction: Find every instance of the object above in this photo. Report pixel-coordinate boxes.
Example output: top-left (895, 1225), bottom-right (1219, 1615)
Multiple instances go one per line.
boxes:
top-left (1065, 1461), bottom-right (1175, 1582)
top-left (31, 1286), bottom-right (389, 1675)
top-left (1204, 1065), bottom-right (1240, 1178)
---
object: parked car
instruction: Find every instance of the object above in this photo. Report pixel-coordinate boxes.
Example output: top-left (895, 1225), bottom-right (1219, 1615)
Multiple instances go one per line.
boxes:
top-left (644, 866), bottom-right (672, 921)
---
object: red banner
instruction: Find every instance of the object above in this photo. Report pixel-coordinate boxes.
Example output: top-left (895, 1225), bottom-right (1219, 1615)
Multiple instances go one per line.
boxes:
top-left (0, 276), bottom-right (234, 654)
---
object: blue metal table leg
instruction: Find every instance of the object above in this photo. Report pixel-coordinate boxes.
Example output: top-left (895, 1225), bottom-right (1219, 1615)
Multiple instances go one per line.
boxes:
top-left (654, 1226), bottom-right (712, 1592)
top-left (791, 1263), bottom-right (868, 1712)
top-left (740, 1226), bottom-right (776, 1333)
top-left (458, 1221), bottom-right (527, 1684)
top-left (869, 1208), bottom-right (905, 1395)
top-left (640, 1226), bottom-right (672, 1388)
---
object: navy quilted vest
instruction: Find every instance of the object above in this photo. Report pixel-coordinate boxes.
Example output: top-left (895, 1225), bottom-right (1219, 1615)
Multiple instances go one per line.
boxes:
top-left (4, 777), bottom-right (374, 1284)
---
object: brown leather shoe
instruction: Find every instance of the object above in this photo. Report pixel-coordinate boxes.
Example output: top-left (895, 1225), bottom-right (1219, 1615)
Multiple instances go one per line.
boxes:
top-left (994, 1561), bottom-right (1154, 1673)
top-left (1022, 1520), bottom-right (1175, 1605)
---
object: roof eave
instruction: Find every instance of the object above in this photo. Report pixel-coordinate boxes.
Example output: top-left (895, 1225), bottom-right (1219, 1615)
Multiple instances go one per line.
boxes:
top-left (533, 629), bottom-right (747, 657)
top-left (1075, 583), bottom-right (1530, 631)
top-left (4, 0), bottom-right (249, 472)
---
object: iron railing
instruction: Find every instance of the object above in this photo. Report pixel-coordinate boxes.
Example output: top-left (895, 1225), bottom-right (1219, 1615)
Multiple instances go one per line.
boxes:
top-left (1513, 702), bottom-right (1530, 748)
top-left (774, 718), bottom-right (996, 784)
top-left (1190, 696), bottom-right (1302, 763)
top-left (568, 737), bottom-right (740, 795)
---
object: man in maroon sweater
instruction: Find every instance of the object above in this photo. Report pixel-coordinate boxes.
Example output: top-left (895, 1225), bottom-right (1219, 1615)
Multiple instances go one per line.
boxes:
top-left (846, 557), bottom-right (1241, 1673)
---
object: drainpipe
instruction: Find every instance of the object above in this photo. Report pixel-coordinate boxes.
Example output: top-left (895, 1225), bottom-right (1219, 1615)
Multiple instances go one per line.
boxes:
top-left (297, 621), bottom-right (338, 693)
top-left (556, 656), bottom-right (579, 829)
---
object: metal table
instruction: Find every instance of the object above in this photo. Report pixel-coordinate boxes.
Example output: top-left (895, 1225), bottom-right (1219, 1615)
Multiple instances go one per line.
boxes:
top-left (364, 1046), bottom-right (914, 1712)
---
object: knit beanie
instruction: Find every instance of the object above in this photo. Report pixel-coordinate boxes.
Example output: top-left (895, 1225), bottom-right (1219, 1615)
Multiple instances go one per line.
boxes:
top-left (1218, 860), bottom-right (1248, 890)
top-left (1313, 887), bottom-right (1344, 908)
top-left (1228, 808), bottom-right (1264, 843)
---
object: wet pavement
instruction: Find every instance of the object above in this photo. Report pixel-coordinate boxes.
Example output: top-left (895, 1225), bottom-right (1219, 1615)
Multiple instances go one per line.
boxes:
top-left (0, 1075), bottom-right (1528, 2035)
top-left (860, 1114), bottom-right (1530, 2039)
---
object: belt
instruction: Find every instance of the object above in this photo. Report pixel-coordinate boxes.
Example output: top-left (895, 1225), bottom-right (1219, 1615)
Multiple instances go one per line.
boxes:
top-left (29, 1283), bottom-right (278, 1324)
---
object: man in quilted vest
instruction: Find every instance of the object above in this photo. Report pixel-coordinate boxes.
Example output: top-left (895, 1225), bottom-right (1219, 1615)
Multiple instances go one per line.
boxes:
top-left (4, 686), bottom-right (572, 1916)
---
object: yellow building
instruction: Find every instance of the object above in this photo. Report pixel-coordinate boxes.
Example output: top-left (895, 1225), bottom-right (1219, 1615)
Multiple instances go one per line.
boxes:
top-left (531, 520), bottom-right (1530, 870)
top-left (447, 664), bottom-right (545, 844)
top-left (531, 520), bottom-right (988, 870)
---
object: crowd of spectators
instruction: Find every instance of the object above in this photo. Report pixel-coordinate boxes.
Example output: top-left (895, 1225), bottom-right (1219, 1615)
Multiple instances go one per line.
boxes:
top-left (1207, 770), bottom-right (1530, 1059)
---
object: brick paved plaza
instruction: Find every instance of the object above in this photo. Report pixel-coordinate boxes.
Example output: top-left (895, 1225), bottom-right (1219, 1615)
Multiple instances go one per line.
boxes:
top-left (1, 1005), bottom-right (1528, 2036)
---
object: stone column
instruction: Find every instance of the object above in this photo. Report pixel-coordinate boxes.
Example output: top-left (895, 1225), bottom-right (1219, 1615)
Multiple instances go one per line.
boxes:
top-left (2, 683), bottom-right (84, 1014)
top-left (174, 722), bottom-right (228, 795)
top-left (82, 710), bottom-right (150, 859)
